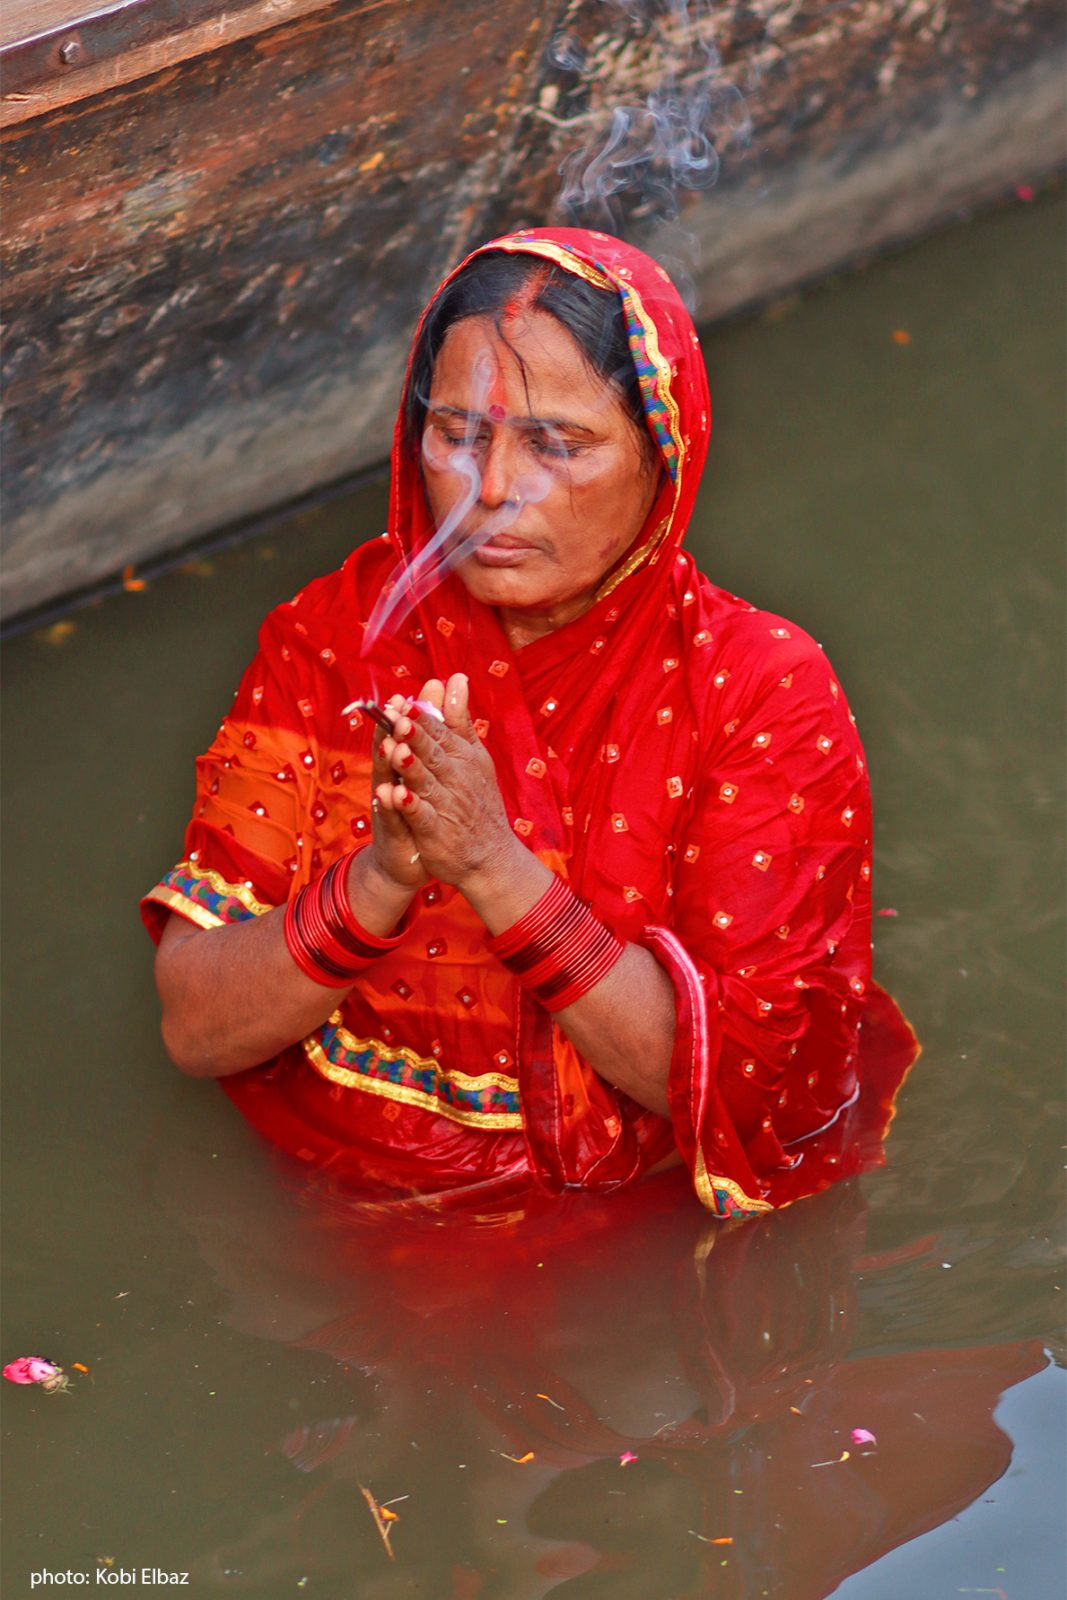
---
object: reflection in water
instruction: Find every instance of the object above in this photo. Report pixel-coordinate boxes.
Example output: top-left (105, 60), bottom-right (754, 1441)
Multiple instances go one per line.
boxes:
top-left (155, 1131), bottom-right (1044, 1596)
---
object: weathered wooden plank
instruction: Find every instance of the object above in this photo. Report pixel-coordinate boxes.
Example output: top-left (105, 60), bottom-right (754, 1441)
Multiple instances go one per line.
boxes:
top-left (2, 1), bottom-right (1063, 621)
top-left (1, 0), bottom-right (340, 125)
top-left (3, 2), bottom-right (94, 47)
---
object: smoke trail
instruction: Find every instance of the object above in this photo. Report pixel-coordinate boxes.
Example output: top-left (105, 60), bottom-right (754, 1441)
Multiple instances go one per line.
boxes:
top-left (361, 349), bottom-right (554, 652)
top-left (362, 465), bottom-right (552, 651)
top-left (551, 0), bottom-right (751, 307)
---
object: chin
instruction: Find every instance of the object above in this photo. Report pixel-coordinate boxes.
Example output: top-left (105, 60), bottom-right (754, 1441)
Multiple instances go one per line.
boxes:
top-left (456, 562), bottom-right (552, 610)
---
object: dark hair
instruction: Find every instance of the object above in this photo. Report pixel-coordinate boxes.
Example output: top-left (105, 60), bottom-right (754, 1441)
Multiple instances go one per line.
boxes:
top-left (404, 251), bottom-right (653, 464)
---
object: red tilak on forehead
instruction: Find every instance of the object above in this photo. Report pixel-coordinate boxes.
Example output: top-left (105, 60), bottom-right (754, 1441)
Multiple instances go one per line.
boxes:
top-left (500, 262), bottom-right (553, 324)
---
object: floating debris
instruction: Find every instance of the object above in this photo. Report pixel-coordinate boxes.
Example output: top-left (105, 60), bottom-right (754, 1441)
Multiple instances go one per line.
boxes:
top-left (851, 1427), bottom-right (877, 1447)
top-left (536, 1392), bottom-right (566, 1411)
top-left (497, 1450), bottom-right (535, 1465)
top-left (618, 1451), bottom-right (639, 1466)
top-left (891, 330), bottom-right (912, 345)
top-left (1016, 183), bottom-right (1034, 201)
top-left (3, 1356), bottom-right (72, 1393)
top-left (876, 907), bottom-right (900, 917)
top-left (36, 619), bottom-right (77, 646)
top-left (122, 565), bottom-right (147, 592)
top-left (358, 1484), bottom-right (397, 1562)
top-left (811, 1449), bottom-right (850, 1468)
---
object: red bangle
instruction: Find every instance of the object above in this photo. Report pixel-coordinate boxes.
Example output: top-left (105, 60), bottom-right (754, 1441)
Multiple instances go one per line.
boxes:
top-left (486, 875), bottom-right (624, 1012)
top-left (284, 850), bottom-right (407, 988)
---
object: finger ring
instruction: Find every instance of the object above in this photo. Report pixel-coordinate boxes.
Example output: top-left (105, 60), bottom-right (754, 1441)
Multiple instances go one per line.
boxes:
top-left (409, 851), bottom-right (420, 864)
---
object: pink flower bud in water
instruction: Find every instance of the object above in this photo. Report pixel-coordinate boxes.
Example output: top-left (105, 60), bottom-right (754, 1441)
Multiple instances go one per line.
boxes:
top-left (5, 1356), bottom-right (62, 1385)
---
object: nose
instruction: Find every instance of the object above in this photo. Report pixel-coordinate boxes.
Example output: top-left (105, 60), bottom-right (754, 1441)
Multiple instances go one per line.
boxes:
top-left (478, 427), bottom-right (518, 510)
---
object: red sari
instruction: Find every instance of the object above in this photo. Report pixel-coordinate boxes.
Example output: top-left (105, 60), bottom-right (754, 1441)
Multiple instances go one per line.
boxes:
top-left (142, 226), bottom-right (917, 1216)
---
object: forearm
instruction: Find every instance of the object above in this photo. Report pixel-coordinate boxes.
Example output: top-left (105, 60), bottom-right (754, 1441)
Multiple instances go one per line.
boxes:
top-left (462, 843), bottom-right (675, 1118)
top-left (156, 849), bottom-right (415, 1078)
top-left (551, 943), bottom-right (675, 1117)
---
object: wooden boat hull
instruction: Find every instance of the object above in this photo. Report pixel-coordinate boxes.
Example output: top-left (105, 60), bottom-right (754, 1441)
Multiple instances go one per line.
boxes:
top-left (2, 0), bottom-right (1062, 621)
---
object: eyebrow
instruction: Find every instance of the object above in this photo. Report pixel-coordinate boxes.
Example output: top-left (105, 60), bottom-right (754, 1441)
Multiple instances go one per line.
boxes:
top-left (428, 403), bottom-right (596, 437)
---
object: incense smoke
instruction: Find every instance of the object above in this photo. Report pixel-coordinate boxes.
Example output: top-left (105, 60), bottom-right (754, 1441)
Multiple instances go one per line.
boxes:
top-left (362, 350), bottom-right (554, 652)
top-left (551, 0), bottom-right (751, 308)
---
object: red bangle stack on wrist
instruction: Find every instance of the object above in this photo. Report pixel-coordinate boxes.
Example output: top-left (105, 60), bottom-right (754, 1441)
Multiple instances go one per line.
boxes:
top-left (487, 875), bottom-right (624, 1012)
top-left (284, 850), bottom-right (406, 988)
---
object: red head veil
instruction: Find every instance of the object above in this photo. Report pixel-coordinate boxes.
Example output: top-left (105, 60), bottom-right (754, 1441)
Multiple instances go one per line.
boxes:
top-left (363, 228), bottom-right (716, 1189)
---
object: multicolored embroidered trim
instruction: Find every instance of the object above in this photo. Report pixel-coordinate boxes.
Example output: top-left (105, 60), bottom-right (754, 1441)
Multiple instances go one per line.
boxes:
top-left (616, 281), bottom-right (681, 483)
top-left (304, 1026), bottom-right (524, 1131)
top-left (694, 1147), bottom-right (773, 1218)
top-left (144, 861), bottom-right (273, 931)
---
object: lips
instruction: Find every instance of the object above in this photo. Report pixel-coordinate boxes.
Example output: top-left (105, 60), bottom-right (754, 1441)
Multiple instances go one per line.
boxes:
top-left (469, 535), bottom-right (541, 568)
top-left (479, 533), bottom-right (538, 550)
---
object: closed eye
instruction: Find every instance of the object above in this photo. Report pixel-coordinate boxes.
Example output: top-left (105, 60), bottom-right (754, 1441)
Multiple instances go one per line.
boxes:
top-left (528, 433), bottom-right (586, 459)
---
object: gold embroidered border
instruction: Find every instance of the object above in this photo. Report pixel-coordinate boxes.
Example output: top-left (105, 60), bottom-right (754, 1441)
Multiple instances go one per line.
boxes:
top-left (303, 1035), bottom-right (524, 1132)
top-left (328, 1020), bottom-right (520, 1092)
top-left (625, 273), bottom-right (685, 466)
top-left (174, 861), bottom-right (274, 917)
top-left (693, 1146), bottom-right (772, 1216)
top-left (489, 237), bottom-right (616, 293)
top-left (144, 885), bottom-right (224, 932)
top-left (597, 273), bottom-right (686, 599)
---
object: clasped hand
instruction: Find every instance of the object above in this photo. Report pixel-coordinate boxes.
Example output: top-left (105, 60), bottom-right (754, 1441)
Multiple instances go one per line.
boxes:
top-left (368, 674), bottom-right (518, 893)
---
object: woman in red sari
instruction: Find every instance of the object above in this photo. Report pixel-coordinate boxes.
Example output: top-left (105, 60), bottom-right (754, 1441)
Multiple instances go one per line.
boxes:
top-left (143, 227), bottom-right (916, 1217)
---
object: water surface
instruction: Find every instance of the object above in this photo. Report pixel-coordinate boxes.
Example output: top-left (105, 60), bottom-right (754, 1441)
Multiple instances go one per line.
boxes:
top-left (2, 192), bottom-right (1064, 1599)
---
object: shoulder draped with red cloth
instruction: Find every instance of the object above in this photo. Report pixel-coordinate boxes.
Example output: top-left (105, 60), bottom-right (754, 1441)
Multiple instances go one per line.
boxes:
top-left (142, 226), bottom-right (918, 1215)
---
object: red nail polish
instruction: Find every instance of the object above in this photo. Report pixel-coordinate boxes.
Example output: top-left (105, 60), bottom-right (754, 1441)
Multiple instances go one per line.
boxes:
top-left (400, 751), bottom-right (415, 769)
top-left (401, 790), bottom-right (414, 808)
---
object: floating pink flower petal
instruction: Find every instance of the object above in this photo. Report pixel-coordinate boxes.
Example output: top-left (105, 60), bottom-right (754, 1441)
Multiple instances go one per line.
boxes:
top-left (1016, 184), bottom-right (1034, 202)
top-left (850, 1427), bottom-right (877, 1447)
top-left (4, 1356), bottom-right (67, 1390)
top-left (618, 1451), bottom-right (639, 1466)
top-left (876, 908), bottom-right (899, 918)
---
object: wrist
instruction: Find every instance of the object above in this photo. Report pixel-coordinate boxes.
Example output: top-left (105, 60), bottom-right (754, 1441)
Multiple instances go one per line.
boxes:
top-left (485, 873), bottom-right (625, 1012)
top-left (460, 837), bottom-right (554, 934)
top-left (348, 845), bottom-right (418, 936)
top-left (285, 850), bottom-right (411, 989)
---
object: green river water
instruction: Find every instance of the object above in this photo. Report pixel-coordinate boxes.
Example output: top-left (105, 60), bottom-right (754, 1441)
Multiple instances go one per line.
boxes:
top-left (2, 191), bottom-right (1064, 1599)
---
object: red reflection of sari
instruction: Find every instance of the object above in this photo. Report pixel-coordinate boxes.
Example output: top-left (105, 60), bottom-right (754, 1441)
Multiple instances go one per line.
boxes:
top-left (142, 226), bottom-right (917, 1215)
top-left (150, 1145), bottom-right (1045, 1599)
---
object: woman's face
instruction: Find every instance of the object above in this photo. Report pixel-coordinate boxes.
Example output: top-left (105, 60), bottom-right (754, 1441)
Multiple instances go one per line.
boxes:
top-left (422, 310), bottom-right (661, 626)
